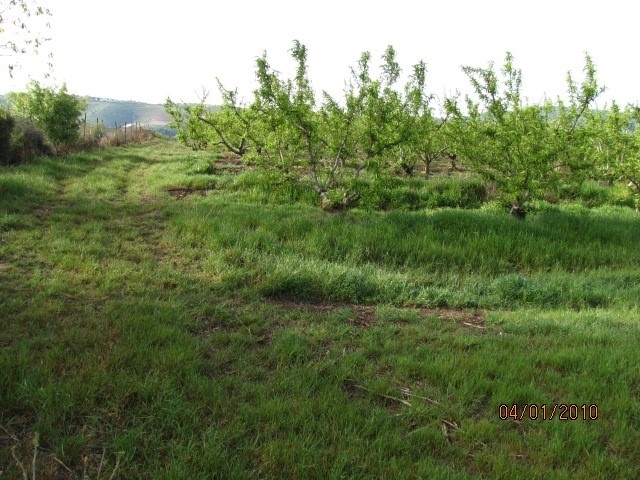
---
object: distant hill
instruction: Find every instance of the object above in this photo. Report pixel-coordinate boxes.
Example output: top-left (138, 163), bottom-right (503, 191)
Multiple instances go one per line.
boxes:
top-left (83, 97), bottom-right (176, 136)
top-left (84, 97), bottom-right (171, 127)
top-left (1, 94), bottom-right (178, 137)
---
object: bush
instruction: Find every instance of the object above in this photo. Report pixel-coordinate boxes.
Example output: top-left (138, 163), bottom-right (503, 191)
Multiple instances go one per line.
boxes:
top-left (0, 108), bottom-right (15, 165)
top-left (90, 122), bottom-right (106, 141)
top-left (6, 81), bottom-right (86, 149)
top-left (10, 117), bottom-right (53, 164)
top-left (0, 109), bottom-right (53, 165)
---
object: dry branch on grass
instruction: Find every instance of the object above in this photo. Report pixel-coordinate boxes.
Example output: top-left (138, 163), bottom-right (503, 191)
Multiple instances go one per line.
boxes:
top-left (349, 382), bottom-right (413, 407)
top-left (399, 387), bottom-right (440, 405)
top-left (462, 322), bottom-right (486, 329)
top-left (440, 419), bottom-right (460, 444)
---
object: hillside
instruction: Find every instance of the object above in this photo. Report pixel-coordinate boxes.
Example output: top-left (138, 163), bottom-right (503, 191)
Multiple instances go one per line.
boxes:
top-left (1, 94), bottom-right (178, 136)
top-left (84, 97), bottom-right (171, 127)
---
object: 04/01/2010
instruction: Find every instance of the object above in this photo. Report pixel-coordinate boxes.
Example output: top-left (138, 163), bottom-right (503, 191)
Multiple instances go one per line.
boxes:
top-left (499, 403), bottom-right (599, 421)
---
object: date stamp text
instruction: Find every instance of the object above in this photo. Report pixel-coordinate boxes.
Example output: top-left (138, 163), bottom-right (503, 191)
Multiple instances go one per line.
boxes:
top-left (499, 404), bottom-right (599, 421)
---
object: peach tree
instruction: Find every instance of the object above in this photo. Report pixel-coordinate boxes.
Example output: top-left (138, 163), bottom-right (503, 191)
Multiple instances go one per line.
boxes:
top-left (446, 53), bottom-right (603, 218)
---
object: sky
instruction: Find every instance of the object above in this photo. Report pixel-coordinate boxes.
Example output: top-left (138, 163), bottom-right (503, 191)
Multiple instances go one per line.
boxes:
top-left (2, 0), bottom-right (639, 109)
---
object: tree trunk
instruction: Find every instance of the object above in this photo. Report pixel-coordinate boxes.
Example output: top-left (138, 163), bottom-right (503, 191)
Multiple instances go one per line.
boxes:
top-left (510, 203), bottom-right (526, 220)
top-left (319, 190), bottom-right (360, 211)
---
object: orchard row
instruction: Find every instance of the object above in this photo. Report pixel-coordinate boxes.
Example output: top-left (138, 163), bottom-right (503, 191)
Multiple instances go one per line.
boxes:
top-left (166, 42), bottom-right (639, 218)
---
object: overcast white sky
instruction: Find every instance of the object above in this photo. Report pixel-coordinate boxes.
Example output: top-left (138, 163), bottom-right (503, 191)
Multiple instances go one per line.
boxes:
top-left (2, 0), bottom-right (638, 108)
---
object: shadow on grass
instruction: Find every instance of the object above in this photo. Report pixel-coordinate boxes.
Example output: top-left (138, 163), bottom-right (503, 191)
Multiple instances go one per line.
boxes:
top-left (172, 200), bottom-right (640, 308)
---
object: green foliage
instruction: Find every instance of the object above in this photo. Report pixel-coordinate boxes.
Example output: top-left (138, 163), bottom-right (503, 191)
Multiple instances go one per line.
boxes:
top-left (252, 40), bottom-right (347, 202)
top-left (165, 85), bottom-right (262, 156)
top-left (90, 121), bottom-right (106, 140)
top-left (447, 53), bottom-right (603, 218)
top-left (7, 81), bottom-right (86, 148)
top-left (588, 103), bottom-right (640, 208)
top-left (349, 46), bottom-right (414, 174)
top-left (165, 44), bottom-right (640, 220)
top-left (398, 60), bottom-right (453, 177)
top-left (165, 97), bottom-right (215, 150)
top-left (0, 108), bottom-right (51, 165)
top-left (167, 41), bottom-right (442, 211)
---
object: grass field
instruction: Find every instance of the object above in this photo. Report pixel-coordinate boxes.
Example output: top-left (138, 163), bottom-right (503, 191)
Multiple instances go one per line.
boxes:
top-left (1, 138), bottom-right (640, 479)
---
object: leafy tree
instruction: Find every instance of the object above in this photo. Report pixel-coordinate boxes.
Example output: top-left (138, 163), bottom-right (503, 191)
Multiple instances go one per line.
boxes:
top-left (589, 103), bottom-right (640, 208)
top-left (551, 55), bottom-right (606, 185)
top-left (252, 40), bottom-right (361, 208)
top-left (165, 97), bottom-right (216, 151)
top-left (167, 41), bottom-right (438, 210)
top-left (348, 46), bottom-right (414, 178)
top-left (401, 60), bottom-right (453, 177)
top-left (447, 52), bottom-right (603, 218)
top-left (0, 0), bottom-right (52, 77)
top-left (7, 80), bottom-right (86, 147)
top-left (165, 83), bottom-right (263, 155)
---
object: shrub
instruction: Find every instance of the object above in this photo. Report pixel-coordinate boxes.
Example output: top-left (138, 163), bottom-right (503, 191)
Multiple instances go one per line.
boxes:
top-left (6, 81), bottom-right (86, 149)
top-left (10, 117), bottom-right (53, 164)
top-left (90, 122), bottom-right (106, 141)
top-left (0, 108), bottom-right (15, 165)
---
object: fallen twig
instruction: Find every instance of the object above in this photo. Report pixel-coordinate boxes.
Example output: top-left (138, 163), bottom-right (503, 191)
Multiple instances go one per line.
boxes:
top-left (6, 432), bottom-right (123, 480)
top-left (348, 381), bottom-right (412, 407)
top-left (441, 419), bottom-right (459, 430)
top-left (462, 322), bottom-right (486, 329)
top-left (51, 455), bottom-right (74, 474)
top-left (399, 387), bottom-right (440, 405)
top-left (11, 445), bottom-right (28, 480)
top-left (440, 419), bottom-right (459, 444)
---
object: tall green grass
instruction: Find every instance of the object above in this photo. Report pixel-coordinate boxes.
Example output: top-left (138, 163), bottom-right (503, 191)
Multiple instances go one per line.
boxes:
top-left (170, 198), bottom-right (640, 309)
top-left (1, 138), bottom-right (640, 479)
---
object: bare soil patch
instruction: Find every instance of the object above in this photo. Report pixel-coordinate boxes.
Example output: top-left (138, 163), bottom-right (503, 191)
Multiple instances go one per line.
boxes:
top-left (166, 187), bottom-right (212, 199)
top-left (216, 155), bottom-right (251, 173)
top-left (416, 307), bottom-right (486, 328)
top-left (268, 299), bottom-right (486, 329)
top-left (268, 299), bottom-right (378, 328)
